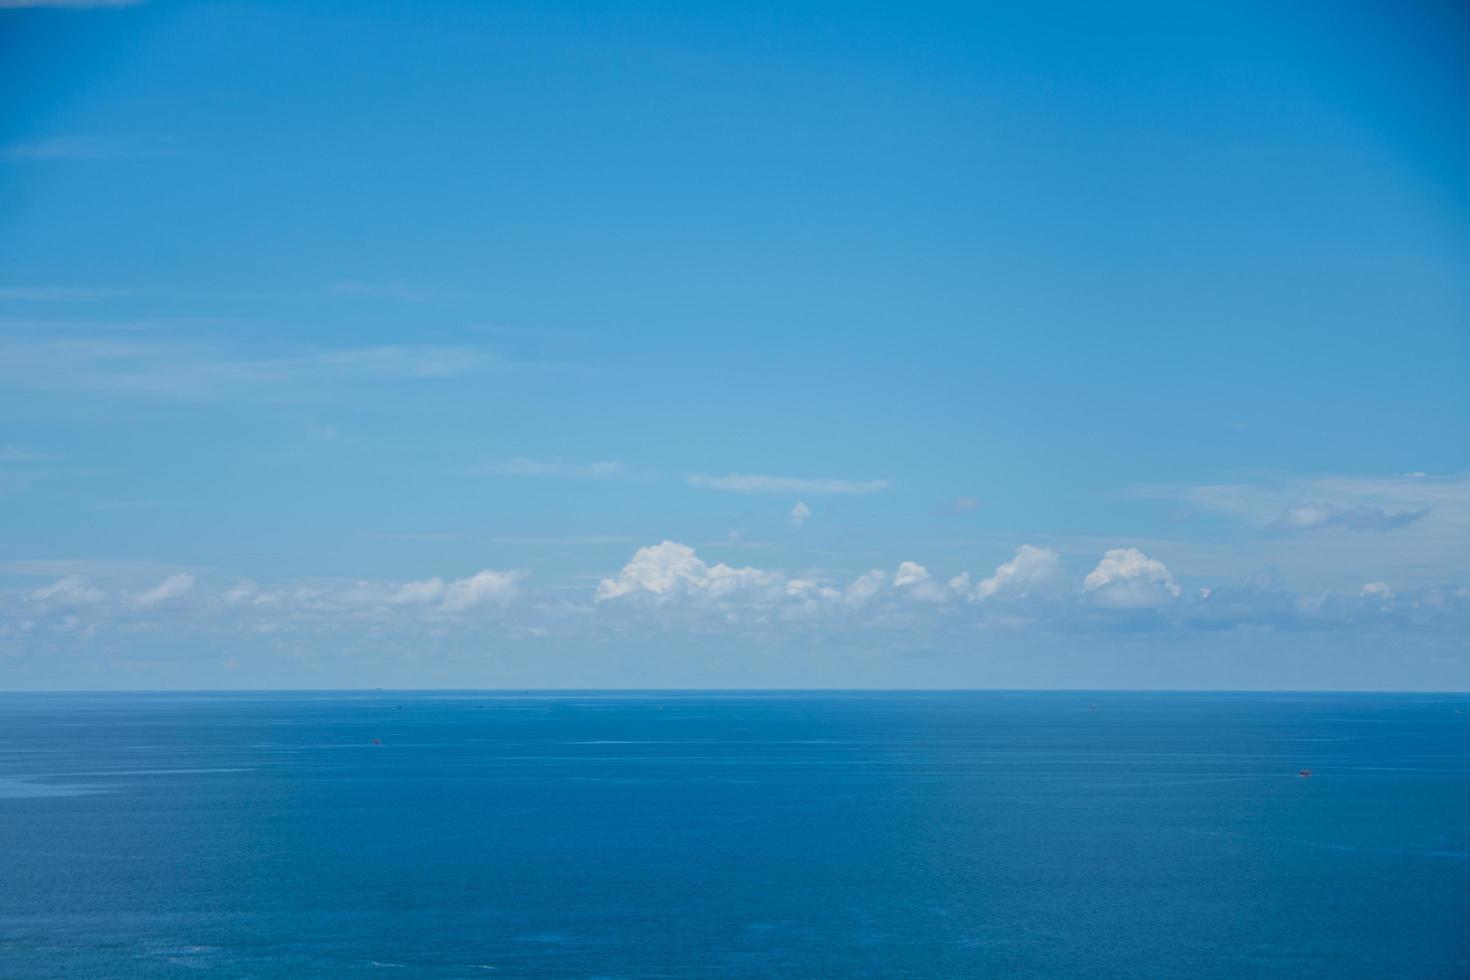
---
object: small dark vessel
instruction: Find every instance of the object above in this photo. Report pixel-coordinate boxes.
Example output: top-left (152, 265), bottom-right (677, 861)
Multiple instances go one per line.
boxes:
top-left (371, 738), bottom-right (383, 746)
top-left (1298, 768), bottom-right (1312, 778)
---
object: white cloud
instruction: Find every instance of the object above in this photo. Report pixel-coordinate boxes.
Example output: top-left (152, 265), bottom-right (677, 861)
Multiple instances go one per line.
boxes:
top-left (1148, 473), bottom-right (1469, 529)
top-left (131, 573), bottom-right (195, 607)
top-left (687, 473), bottom-right (890, 495)
top-left (595, 541), bottom-right (779, 601)
top-left (158, 568), bottom-right (523, 619)
top-left (844, 569), bottom-right (887, 605)
top-left (441, 570), bottom-right (522, 610)
top-left (972, 545), bottom-right (1060, 601)
top-left (479, 457), bottom-right (626, 480)
top-left (28, 575), bottom-right (106, 605)
top-left (789, 501), bottom-right (811, 528)
top-left (893, 561), bottom-right (953, 603)
top-left (893, 561), bottom-right (930, 588)
top-left (8, 542), bottom-right (1469, 648)
top-left (1273, 502), bottom-right (1426, 532)
top-left (390, 577), bottom-right (446, 605)
top-left (1083, 548), bottom-right (1181, 607)
top-left (0, 332), bottom-right (494, 398)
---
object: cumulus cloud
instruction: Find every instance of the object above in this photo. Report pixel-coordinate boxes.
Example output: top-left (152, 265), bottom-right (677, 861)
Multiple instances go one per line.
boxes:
top-left (131, 573), bottom-right (195, 607)
top-left (1360, 582), bottom-right (1393, 600)
top-left (390, 578), bottom-right (446, 605)
top-left (893, 561), bottom-right (929, 587)
top-left (595, 541), bottom-right (779, 601)
top-left (441, 570), bottom-right (522, 610)
top-left (789, 501), bottom-right (811, 528)
top-left (1083, 548), bottom-right (1181, 607)
top-left (594, 542), bottom-right (958, 612)
top-left (687, 473), bottom-right (890, 495)
top-left (971, 545), bottom-right (1060, 601)
top-left (478, 457), bottom-right (626, 480)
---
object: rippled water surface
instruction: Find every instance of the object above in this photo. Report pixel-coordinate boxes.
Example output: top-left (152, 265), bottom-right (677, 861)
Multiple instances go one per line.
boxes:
top-left (2, 691), bottom-right (1467, 978)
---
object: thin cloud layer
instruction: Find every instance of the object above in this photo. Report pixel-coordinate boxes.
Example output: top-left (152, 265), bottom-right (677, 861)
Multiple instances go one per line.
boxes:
top-left (479, 457), bottom-right (627, 480)
top-left (1273, 503), bottom-right (1426, 532)
top-left (5, 542), bottom-right (1468, 650)
top-left (687, 473), bottom-right (890, 495)
top-left (1151, 473), bottom-right (1470, 530)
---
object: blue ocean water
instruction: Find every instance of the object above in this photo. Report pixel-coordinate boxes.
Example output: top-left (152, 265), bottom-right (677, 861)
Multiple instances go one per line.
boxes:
top-left (0, 692), bottom-right (1467, 979)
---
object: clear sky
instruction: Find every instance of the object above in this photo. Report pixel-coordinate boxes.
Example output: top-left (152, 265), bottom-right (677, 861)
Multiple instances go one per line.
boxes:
top-left (1, 0), bottom-right (1467, 689)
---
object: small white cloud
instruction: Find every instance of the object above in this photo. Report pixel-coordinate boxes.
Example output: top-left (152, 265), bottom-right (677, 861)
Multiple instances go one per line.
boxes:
top-left (973, 545), bottom-right (1059, 601)
top-left (222, 580), bottom-right (264, 605)
top-left (441, 570), bottom-right (523, 610)
top-left (28, 575), bottom-right (106, 605)
top-left (390, 577), bottom-right (446, 605)
top-left (789, 501), bottom-right (811, 527)
top-left (1360, 582), bottom-right (1393, 600)
top-left (893, 561), bottom-right (930, 588)
top-left (893, 561), bottom-right (952, 603)
top-left (480, 457), bottom-right (626, 480)
top-left (688, 473), bottom-right (889, 495)
top-left (1083, 548), bottom-right (1180, 607)
top-left (132, 573), bottom-right (195, 607)
top-left (845, 570), bottom-right (887, 605)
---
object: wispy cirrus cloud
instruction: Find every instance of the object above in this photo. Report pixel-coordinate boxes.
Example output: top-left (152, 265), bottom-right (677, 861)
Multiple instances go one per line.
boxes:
top-left (0, 329), bottom-right (495, 398)
top-left (476, 457), bottom-right (627, 480)
top-left (687, 473), bottom-right (890, 495)
top-left (0, 135), bottom-right (166, 160)
top-left (1273, 502), bottom-right (1427, 532)
top-left (0, 445), bottom-right (51, 463)
top-left (1138, 472), bottom-right (1470, 529)
top-left (0, 286), bottom-right (135, 302)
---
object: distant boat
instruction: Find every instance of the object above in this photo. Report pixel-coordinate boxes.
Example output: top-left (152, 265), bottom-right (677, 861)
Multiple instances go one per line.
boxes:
top-left (371, 738), bottom-right (383, 746)
top-left (1298, 768), bottom-right (1312, 778)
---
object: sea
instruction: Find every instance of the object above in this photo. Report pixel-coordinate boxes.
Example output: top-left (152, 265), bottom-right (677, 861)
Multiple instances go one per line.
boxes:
top-left (0, 691), bottom-right (1466, 978)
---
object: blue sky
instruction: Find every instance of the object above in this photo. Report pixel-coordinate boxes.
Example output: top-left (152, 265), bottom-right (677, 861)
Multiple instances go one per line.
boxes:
top-left (1, 0), bottom-right (1467, 689)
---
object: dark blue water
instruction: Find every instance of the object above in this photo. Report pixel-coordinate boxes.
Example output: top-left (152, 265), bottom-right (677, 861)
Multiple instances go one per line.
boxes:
top-left (1, 692), bottom-right (1467, 978)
